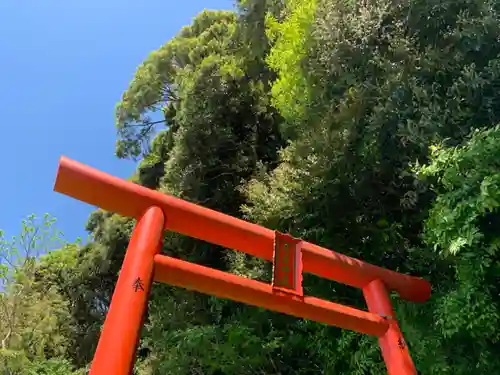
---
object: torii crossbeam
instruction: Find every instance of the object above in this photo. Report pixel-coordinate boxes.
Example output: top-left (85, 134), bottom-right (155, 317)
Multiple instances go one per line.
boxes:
top-left (54, 156), bottom-right (431, 375)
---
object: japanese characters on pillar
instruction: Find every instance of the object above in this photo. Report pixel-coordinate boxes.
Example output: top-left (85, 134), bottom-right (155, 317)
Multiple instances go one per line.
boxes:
top-left (272, 231), bottom-right (303, 296)
top-left (88, 206), bottom-right (164, 375)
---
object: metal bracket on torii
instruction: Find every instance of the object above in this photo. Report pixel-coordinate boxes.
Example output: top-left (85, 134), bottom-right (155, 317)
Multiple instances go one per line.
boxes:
top-left (272, 231), bottom-right (303, 297)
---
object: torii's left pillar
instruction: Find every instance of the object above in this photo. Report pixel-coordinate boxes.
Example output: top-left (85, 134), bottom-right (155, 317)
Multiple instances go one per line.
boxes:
top-left (89, 206), bottom-right (164, 375)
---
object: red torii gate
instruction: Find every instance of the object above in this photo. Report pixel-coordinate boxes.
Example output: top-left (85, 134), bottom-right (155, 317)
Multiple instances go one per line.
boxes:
top-left (54, 156), bottom-right (431, 375)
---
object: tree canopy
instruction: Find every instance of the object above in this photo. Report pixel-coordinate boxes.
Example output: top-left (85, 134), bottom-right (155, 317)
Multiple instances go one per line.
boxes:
top-left (3, 0), bottom-right (500, 373)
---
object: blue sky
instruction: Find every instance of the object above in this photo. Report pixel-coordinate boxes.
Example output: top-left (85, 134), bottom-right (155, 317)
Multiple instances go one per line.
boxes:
top-left (0, 0), bottom-right (235, 244)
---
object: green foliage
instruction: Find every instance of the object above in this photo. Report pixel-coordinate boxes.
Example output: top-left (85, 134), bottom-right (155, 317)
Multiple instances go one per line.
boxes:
top-left (240, 0), bottom-right (500, 373)
top-left (419, 126), bottom-right (500, 256)
top-left (77, 7), bottom-right (284, 375)
top-left (0, 214), bottom-right (64, 284)
top-left (266, 0), bottom-right (317, 127)
top-left (412, 126), bottom-right (500, 374)
top-left (23, 358), bottom-right (85, 375)
top-left (10, 1), bottom-right (500, 374)
top-left (115, 10), bottom-right (237, 159)
top-left (0, 215), bottom-right (82, 374)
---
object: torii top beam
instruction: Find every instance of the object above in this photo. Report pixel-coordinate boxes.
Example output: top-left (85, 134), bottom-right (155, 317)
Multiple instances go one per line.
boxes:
top-left (54, 156), bottom-right (431, 303)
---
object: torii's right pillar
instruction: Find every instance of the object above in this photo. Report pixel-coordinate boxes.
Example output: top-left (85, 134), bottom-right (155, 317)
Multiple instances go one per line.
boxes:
top-left (363, 279), bottom-right (417, 375)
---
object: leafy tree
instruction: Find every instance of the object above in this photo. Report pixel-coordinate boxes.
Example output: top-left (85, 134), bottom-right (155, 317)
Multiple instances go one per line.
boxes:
top-left (412, 125), bottom-right (500, 374)
top-left (71, 8), bottom-right (285, 374)
top-left (0, 215), bottom-right (81, 375)
top-left (9, 1), bottom-right (500, 374)
top-left (114, 10), bottom-right (237, 160)
top-left (240, 0), bottom-right (500, 373)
